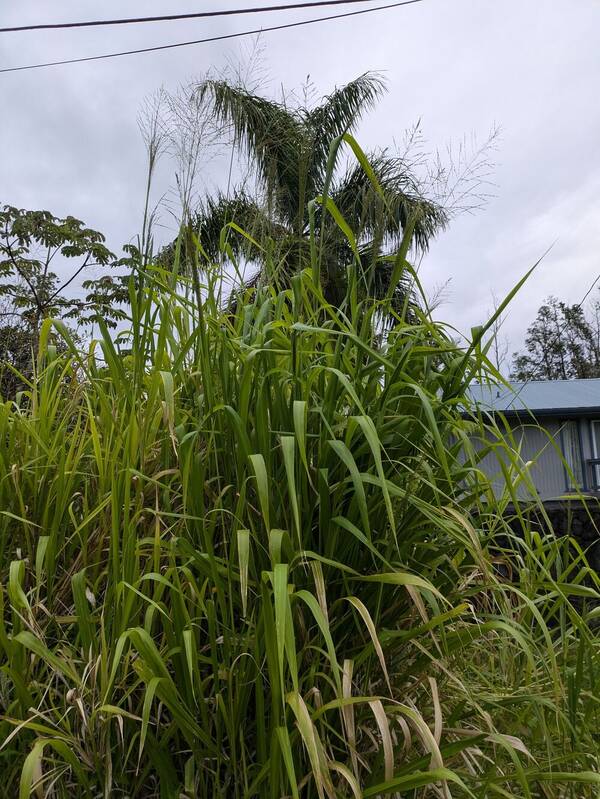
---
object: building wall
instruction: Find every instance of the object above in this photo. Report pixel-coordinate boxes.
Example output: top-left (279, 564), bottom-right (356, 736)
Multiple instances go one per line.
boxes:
top-left (471, 417), bottom-right (600, 500)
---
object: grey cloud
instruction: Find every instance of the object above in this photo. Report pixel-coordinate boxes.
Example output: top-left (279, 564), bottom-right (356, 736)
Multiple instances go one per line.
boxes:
top-left (1, 0), bottom-right (599, 359)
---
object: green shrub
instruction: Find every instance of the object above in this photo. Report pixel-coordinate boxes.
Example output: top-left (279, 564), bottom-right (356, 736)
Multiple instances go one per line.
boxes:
top-left (0, 147), bottom-right (599, 797)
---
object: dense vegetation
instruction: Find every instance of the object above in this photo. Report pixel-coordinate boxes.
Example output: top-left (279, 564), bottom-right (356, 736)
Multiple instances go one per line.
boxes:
top-left (1, 136), bottom-right (600, 797)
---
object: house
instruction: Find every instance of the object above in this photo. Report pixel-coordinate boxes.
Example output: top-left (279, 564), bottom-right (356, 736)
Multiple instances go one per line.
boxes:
top-left (468, 378), bottom-right (600, 500)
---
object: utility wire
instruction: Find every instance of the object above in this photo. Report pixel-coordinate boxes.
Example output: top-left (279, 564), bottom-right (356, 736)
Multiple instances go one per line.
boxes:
top-left (0, 0), bottom-right (421, 74)
top-left (0, 0), bottom-right (422, 74)
top-left (1, 1), bottom-right (384, 34)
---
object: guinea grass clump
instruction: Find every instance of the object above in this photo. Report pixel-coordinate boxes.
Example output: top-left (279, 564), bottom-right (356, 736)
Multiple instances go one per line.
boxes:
top-left (0, 147), bottom-right (599, 796)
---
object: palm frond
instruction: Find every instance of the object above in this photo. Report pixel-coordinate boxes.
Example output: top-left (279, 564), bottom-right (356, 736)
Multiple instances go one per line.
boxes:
top-left (331, 151), bottom-right (448, 251)
top-left (194, 191), bottom-right (278, 262)
top-left (159, 191), bottom-right (277, 273)
top-left (196, 80), bottom-right (305, 223)
top-left (305, 72), bottom-right (387, 180)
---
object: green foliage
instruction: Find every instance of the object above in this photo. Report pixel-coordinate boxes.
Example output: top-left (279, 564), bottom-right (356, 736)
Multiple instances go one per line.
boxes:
top-left (0, 186), bottom-right (599, 797)
top-left (0, 205), bottom-right (129, 339)
top-left (80, 243), bottom-right (144, 329)
top-left (0, 207), bottom-right (137, 398)
top-left (0, 319), bottom-right (33, 398)
top-left (512, 294), bottom-right (600, 380)
top-left (166, 73), bottom-right (447, 312)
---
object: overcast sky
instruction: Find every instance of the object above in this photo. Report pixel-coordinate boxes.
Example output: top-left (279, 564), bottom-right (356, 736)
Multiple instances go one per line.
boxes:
top-left (1, 0), bottom-right (599, 364)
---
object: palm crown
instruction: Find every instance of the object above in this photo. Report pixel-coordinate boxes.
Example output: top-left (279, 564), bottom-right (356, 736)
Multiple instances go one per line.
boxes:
top-left (176, 72), bottom-right (447, 310)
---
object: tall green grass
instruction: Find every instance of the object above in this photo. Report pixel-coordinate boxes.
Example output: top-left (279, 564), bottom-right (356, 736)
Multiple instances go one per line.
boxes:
top-left (1, 167), bottom-right (600, 796)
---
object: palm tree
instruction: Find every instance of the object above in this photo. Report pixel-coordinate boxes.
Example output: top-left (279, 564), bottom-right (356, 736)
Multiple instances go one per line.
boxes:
top-left (172, 72), bottom-right (447, 313)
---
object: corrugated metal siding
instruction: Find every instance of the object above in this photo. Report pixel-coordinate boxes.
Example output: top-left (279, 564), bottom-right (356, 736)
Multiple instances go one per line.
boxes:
top-left (471, 419), bottom-right (568, 500)
top-left (522, 421), bottom-right (568, 499)
top-left (470, 414), bottom-right (600, 500)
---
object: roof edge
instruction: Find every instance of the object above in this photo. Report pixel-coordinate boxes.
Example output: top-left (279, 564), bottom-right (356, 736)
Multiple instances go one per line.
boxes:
top-left (469, 406), bottom-right (600, 419)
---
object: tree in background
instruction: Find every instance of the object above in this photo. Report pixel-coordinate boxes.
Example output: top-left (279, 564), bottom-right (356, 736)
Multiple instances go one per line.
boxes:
top-left (511, 295), bottom-right (600, 380)
top-left (166, 72), bottom-right (448, 313)
top-left (0, 206), bottom-right (119, 329)
top-left (0, 206), bottom-right (131, 397)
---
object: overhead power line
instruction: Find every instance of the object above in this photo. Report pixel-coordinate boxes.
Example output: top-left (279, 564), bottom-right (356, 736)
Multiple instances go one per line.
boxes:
top-left (0, 0), bottom-right (423, 75)
top-left (1, 1), bottom-right (383, 34)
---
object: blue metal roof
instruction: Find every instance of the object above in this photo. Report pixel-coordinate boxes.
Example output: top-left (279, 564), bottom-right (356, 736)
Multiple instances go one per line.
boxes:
top-left (468, 378), bottom-right (600, 416)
